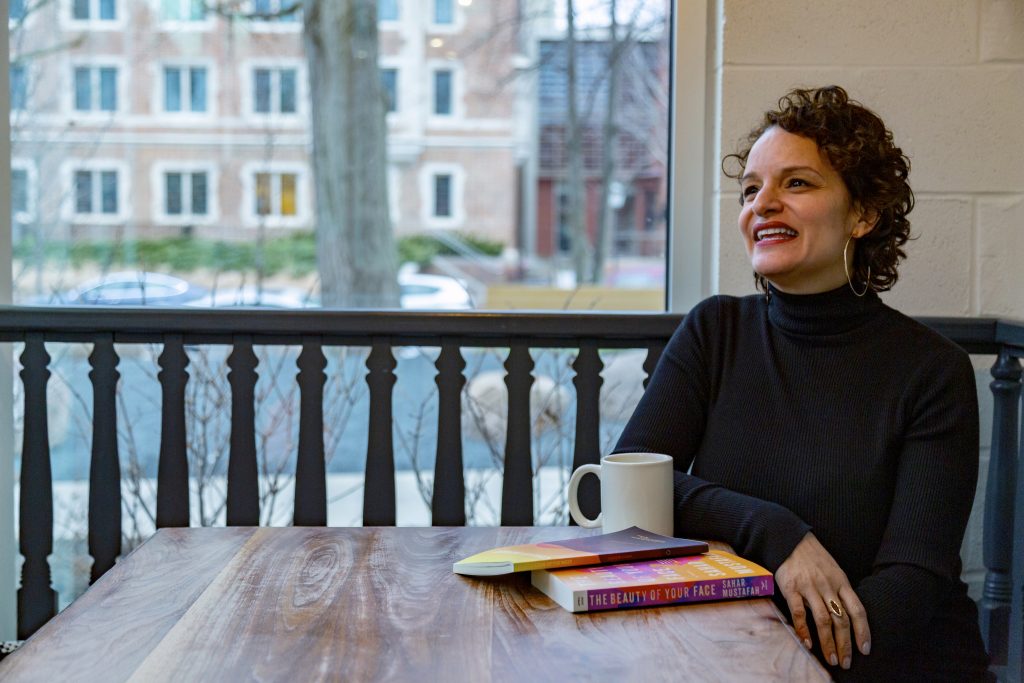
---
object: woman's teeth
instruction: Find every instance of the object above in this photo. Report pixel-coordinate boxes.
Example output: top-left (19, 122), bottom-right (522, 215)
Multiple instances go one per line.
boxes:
top-left (756, 227), bottom-right (797, 242)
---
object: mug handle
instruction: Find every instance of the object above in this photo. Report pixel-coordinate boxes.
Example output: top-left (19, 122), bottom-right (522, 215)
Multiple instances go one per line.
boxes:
top-left (568, 464), bottom-right (602, 528)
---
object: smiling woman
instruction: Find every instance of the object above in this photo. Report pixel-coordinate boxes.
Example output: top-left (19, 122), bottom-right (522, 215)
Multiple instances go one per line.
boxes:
top-left (615, 86), bottom-right (993, 681)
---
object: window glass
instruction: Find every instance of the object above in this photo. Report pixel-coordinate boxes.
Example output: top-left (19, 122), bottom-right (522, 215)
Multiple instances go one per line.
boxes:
top-left (434, 69), bottom-right (451, 115)
top-left (12, 0), bottom-right (670, 312)
top-left (9, 64), bottom-right (26, 110)
top-left (379, 68), bottom-right (397, 112)
top-left (379, 0), bottom-right (398, 22)
top-left (9, 0), bottom-right (26, 22)
top-left (191, 172), bottom-right (208, 214)
top-left (434, 0), bottom-right (453, 25)
top-left (11, 169), bottom-right (28, 215)
top-left (164, 67), bottom-right (182, 111)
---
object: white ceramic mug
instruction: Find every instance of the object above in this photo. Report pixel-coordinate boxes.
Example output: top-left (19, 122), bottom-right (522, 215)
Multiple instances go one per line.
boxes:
top-left (567, 452), bottom-right (674, 536)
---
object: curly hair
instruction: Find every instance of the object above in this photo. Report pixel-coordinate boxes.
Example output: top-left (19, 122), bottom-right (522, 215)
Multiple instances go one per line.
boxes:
top-left (723, 86), bottom-right (913, 293)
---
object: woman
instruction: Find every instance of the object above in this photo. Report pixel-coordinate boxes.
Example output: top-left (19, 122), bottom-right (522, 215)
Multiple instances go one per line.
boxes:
top-left (615, 86), bottom-right (991, 680)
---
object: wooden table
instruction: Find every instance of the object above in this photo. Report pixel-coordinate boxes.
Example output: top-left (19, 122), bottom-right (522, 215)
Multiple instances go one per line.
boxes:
top-left (0, 527), bottom-right (829, 682)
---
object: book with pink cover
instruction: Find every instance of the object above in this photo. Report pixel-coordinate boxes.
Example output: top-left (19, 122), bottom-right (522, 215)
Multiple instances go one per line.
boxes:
top-left (452, 528), bottom-right (708, 576)
top-left (531, 549), bottom-right (773, 613)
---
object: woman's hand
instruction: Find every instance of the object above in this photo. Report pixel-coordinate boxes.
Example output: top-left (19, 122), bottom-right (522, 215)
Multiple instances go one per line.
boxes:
top-left (775, 533), bottom-right (871, 670)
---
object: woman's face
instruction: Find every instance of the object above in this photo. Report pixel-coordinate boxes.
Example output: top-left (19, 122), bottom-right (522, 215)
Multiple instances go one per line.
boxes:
top-left (738, 127), bottom-right (875, 294)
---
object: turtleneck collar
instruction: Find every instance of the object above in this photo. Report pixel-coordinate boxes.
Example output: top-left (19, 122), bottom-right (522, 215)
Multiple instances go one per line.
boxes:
top-left (766, 282), bottom-right (883, 336)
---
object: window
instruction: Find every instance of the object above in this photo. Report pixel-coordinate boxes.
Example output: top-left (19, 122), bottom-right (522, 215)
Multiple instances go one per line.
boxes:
top-left (9, 0), bottom-right (26, 21)
top-left (433, 69), bottom-right (452, 115)
top-left (160, 0), bottom-right (205, 21)
top-left (72, 0), bottom-right (116, 21)
top-left (10, 64), bottom-right (27, 111)
top-left (73, 66), bottom-right (117, 112)
top-left (434, 174), bottom-right (452, 218)
top-left (253, 67), bottom-right (297, 114)
top-left (379, 0), bottom-right (398, 22)
top-left (164, 66), bottom-right (207, 113)
top-left (433, 0), bottom-right (453, 25)
top-left (379, 68), bottom-right (397, 113)
top-left (74, 169), bottom-right (119, 215)
top-left (254, 171), bottom-right (298, 217)
top-left (165, 171), bottom-right (208, 216)
top-left (10, 166), bottom-right (33, 222)
top-left (250, 0), bottom-right (298, 23)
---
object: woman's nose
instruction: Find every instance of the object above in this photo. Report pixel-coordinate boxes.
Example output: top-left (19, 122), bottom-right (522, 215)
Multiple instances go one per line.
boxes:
top-left (752, 185), bottom-right (781, 216)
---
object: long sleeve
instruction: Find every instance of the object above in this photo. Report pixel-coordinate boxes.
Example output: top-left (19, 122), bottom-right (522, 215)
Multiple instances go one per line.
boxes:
top-left (614, 297), bottom-right (811, 571)
top-left (852, 349), bottom-right (980, 653)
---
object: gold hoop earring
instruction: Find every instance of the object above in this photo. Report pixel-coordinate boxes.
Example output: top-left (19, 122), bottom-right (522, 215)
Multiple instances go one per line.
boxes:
top-left (843, 235), bottom-right (869, 297)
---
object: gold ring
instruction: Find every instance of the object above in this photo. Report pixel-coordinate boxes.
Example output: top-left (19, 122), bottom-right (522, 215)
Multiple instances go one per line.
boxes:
top-left (828, 599), bottom-right (844, 619)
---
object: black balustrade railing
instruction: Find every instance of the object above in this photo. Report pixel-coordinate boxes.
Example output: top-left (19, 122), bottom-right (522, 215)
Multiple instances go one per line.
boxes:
top-left (0, 307), bottom-right (1021, 681)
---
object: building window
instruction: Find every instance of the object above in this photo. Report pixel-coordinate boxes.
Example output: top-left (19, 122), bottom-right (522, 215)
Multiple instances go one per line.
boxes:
top-left (433, 0), bottom-right (453, 25)
top-left (255, 172), bottom-right (298, 217)
top-left (433, 174), bottom-right (452, 217)
top-left (11, 168), bottom-right (29, 217)
top-left (433, 69), bottom-right (452, 115)
top-left (251, 0), bottom-right (298, 22)
top-left (10, 64), bottom-right (27, 111)
top-left (74, 66), bottom-right (117, 112)
top-left (253, 68), bottom-right (297, 114)
top-left (165, 171), bottom-right (208, 216)
top-left (73, 0), bottom-right (116, 21)
top-left (379, 68), bottom-right (397, 113)
top-left (160, 0), bottom-right (205, 21)
top-left (378, 0), bottom-right (398, 22)
top-left (164, 66), bottom-right (207, 113)
top-left (10, 0), bottom-right (26, 21)
top-left (74, 169), bottom-right (119, 215)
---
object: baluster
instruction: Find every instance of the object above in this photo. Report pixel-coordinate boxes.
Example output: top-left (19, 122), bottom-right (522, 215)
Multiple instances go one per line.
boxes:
top-left (1010, 355), bottom-right (1024, 682)
top-left (981, 351), bottom-right (1021, 664)
top-left (643, 341), bottom-right (665, 390)
top-left (17, 334), bottom-right (56, 639)
top-left (364, 340), bottom-right (397, 526)
top-left (501, 344), bottom-right (534, 525)
top-left (227, 336), bottom-right (259, 526)
top-left (88, 334), bottom-right (121, 582)
top-left (571, 342), bottom-right (603, 523)
top-left (156, 335), bottom-right (190, 528)
top-left (433, 342), bottom-right (466, 525)
top-left (294, 338), bottom-right (327, 526)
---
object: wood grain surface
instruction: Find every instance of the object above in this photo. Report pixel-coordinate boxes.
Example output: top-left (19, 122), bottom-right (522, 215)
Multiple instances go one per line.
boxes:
top-left (0, 527), bottom-right (829, 682)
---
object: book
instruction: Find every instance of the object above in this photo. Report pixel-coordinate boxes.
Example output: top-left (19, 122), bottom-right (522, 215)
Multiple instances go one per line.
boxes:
top-left (531, 549), bottom-right (773, 613)
top-left (452, 527), bottom-right (708, 576)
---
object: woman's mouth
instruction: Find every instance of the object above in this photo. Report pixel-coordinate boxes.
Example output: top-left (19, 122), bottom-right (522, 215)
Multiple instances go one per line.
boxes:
top-left (754, 225), bottom-right (798, 243)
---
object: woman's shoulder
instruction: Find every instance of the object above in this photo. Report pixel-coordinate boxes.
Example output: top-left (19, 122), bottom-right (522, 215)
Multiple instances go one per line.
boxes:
top-left (876, 303), bottom-right (974, 377)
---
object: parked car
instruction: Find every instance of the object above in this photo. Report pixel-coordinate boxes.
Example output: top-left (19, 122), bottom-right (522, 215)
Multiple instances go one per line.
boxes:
top-left (185, 285), bottom-right (316, 309)
top-left (398, 271), bottom-right (472, 310)
top-left (35, 271), bottom-right (207, 306)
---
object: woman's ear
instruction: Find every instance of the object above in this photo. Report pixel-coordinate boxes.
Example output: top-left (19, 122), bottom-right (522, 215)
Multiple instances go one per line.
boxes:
top-left (852, 206), bottom-right (880, 239)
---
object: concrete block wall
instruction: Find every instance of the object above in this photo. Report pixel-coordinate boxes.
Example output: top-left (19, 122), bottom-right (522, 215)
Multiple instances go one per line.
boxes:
top-left (708, 0), bottom-right (1024, 599)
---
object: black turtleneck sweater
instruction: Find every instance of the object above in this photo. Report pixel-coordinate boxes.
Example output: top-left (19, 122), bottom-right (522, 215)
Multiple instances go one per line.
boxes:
top-left (614, 285), bottom-right (991, 680)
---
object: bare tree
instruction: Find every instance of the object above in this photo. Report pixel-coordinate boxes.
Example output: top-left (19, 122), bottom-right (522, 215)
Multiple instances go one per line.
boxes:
top-left (302, 0), bottom-right (399, 307)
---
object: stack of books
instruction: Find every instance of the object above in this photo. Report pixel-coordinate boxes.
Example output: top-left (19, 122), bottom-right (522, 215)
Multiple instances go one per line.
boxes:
top-left (453, 527), bottom-right (773, 613)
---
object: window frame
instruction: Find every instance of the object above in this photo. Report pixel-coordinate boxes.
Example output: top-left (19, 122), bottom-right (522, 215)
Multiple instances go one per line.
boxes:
top-left (240, 161), bottom-right (309, 228)
top-left (60, 159), bottom-right (131, 224)
top-left (245, 0), bottom-right (301, 33)
top-left (157, 0), bottom-right (215, 32)
top-left (67, 60), bottom-right (125, 117)
top-left (61, 0), bottom-right (125, 31)
top-left (150, 161), bottom-right (219, 226)
top-left (426, 60), bottom-right (463, 124)
top-left (156, 61), bottom-right (215, 119)
top-left (243, 60), bottom-right (305, 124)
top-left (9, 158), bottom-right (36, 224)
top-left (419, 162), bottom-right (465, 229)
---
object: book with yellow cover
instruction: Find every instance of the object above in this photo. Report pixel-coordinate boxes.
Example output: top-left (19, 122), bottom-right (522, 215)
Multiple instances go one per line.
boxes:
top-left (531, 549), bottom-right (773, 613)
top-left (452, 528), bottom-right (708, 577)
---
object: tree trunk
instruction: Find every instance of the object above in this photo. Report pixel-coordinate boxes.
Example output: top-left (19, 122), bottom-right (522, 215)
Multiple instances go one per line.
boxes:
top-left (565, 0), bottom-right (589, 285)
top-left (592, 0), bottom-right (619, 284)
top-left (303, 0), bottom-right (399, 307)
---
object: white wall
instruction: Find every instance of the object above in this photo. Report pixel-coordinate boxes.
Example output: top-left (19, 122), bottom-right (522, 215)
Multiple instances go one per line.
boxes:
top-left (711, 0), bottom-right (1024, 319)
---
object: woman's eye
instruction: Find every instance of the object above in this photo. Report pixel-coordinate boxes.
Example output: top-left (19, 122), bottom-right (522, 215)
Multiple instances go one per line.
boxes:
top-left (741, 185), bottom-right (758, 199)
top-left (788, 178), bottom-right (809, 188)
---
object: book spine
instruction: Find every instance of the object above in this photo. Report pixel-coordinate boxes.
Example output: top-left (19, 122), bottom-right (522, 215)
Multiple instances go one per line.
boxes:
top-left (578, 575), bottom-right (773, 613)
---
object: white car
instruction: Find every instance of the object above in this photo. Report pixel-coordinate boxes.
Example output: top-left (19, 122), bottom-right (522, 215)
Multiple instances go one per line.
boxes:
top-left (185, 285), bottom-right (316, 309)
top-left (399, 271), bottom-right (472, 310)
top-left (41, 271), bottom-right (206, 306)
